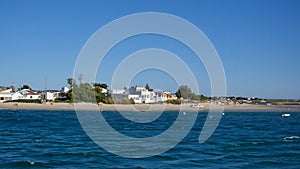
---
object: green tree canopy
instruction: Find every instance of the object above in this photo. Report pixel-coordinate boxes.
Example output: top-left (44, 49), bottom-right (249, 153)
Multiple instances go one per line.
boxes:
top-left (20, 84), bottom-right (31, 90)
top-left (67, 78), bottom-right (74, 88)
top-left (176, 85), bottom-right (193, 99)
top-left (93, 83), bottom-right (108, 89)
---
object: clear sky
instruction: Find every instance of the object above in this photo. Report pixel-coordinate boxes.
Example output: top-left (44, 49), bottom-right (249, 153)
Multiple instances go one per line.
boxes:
top-left (0, 0), bottom-right (299, 99)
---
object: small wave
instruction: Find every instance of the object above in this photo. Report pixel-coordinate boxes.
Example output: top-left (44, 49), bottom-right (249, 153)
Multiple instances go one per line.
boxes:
top-left (230, 143), bottom-right (240, 147)
top-left (283, 136), bottom-right (300, 141)
top-left (27, 160), bottom-right (35, 165)
top-left (252, 142), bottom-right (264, 145)
top-left (35, 139), bottom-right (42, 143)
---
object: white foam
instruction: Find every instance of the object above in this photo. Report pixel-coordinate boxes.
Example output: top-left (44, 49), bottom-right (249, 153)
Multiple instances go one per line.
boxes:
top-left (27, 160), bottom-right (35, 165)
top-left (283, 136), bottom-right (299, 141)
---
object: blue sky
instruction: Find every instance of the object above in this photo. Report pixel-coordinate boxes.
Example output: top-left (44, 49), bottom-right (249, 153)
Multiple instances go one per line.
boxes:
top-left (0, 0), bottom-right (299, 99)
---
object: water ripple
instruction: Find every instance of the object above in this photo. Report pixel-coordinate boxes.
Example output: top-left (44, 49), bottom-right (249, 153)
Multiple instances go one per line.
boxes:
top-left (0, 110), bottom-right (300, 168)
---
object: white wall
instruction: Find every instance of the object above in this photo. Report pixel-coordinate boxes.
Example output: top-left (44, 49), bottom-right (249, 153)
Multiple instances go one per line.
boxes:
top-left (0, 93), bottom-right (12, 102)
top-left (141, 91), bottom-right (156, 103)
top-left (20, 89), bottom-right (41, 100)
top-left (12, 92), bottom-right (23, 100)
top-left (0, 89), bottom-right (13, 102)
top-left (61, 87), bottom-right (70, 93)
top-left (112, 89), bottom-right (125, 94)
top-left (128, 94), bottom-right (141, 104)
top-left (23, 94), bottom-right (40, 100)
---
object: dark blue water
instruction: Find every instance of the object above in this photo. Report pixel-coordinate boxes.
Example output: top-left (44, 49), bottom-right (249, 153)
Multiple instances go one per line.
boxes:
top-left (1, 110), bottom-right (300, 168)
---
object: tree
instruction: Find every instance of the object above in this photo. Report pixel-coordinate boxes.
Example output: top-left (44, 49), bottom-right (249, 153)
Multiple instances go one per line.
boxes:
top-left (66, 90), bottom-right (73, 101)
top-left (129, 98), bottom-right (135, 104)
top-left (175, 89), bottom-right (181, 98)
top-left (67, 78), bottom-right (74, 88)
top-left (73, 83), bottom-right (95, 103)
top-left (93, 83), bottom-right (108, 89)
top-left (145, 83), bottom-right (150, 90)
top-left (94, 85), bottom-right (104, 103)
top-left (176, 85), bottom-right (193, 100)
top-left (78, 74), bottom-right (83, 84)
top-left (20, 84), bottom-right (31, 90)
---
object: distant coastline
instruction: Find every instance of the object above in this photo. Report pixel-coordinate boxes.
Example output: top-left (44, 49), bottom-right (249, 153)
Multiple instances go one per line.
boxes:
top-left (1, 102), bottom-right (299, 112)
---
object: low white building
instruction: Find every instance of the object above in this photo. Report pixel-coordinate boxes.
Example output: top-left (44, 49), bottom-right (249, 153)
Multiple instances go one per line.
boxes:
top-left (12, 92), bottom-right (23, 100)
top-left (128, 94), bottom-right (141, 104)
top-left (41, 88), bottom-right (66, 101)
top-left (111, 86), bottom-right (177, 104)
top-left (140, 90), bottom-right (156, 103)
top-left (111, 88), bottom-right (126, 94)
top-left (19, 89), bottom-right (40, 100)
top-left (0, 88), bottom-right (13, 102)
top-left (0, 88), bottom-right (42, 102)
top-left (154, 91), bottom-right (168, 102)
top-left (41, 91), bottom-right (55, 101)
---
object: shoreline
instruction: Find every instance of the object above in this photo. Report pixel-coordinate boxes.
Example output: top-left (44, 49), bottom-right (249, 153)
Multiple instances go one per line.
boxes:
top-left (0, 102), bottom-right (299, 112)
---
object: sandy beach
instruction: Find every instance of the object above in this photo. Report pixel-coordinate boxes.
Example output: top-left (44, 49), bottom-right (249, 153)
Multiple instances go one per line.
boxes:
top-left (0, 102), bottom-right (299, 112)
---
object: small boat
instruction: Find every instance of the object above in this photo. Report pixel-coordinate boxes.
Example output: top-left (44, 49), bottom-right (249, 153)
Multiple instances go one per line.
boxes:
top-left (282, 113), bottom-right (290, 117)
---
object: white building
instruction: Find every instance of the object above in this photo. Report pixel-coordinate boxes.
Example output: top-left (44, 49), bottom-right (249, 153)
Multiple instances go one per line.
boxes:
top-left (154, 91), bottom-right (168, 102)
top-left (12, 92), bottom-right (23, 100)
top-left (111, 88), bottom-right (126, 94)
top-left (41, 91), bottom-right (55, 101)
top-left (111, 86), bottom-right (177, 104)
top-left (128, 94), bottom-right (142, 104)
top-left (61, 87), bottom-right (70, 93)
top-left (140, 90), bottom-right (156, 103)
top-left (41, 88), bottom-right (68, 101)
top-left (0, 88), bottom-right (13, 102)
top-left (19, 89), bottom-right (40, 100)
top-left (0, 88), bottom-right (43, 102)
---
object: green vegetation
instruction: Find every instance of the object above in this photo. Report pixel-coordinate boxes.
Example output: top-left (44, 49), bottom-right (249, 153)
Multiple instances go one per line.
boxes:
top-left (167, 99), bottom-right (182, 104)
top-left (20, 84), bottom-right (31, 90)
top-left (112, 98), bottom-right (135, 104)
top-left (65, 78), bottom-right (109, 103)
top-left (175, 85), bottom-right (208, 101)
top-left (129, 98), bottom-right (135, 104)
top-left (5, 99), bottom-right (41, 103)
top-left (11, 78), bottom-right (299, 105)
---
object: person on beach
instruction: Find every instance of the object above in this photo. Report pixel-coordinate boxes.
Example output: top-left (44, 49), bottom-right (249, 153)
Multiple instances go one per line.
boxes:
top-left (13, 103), bottom-right (18, 109)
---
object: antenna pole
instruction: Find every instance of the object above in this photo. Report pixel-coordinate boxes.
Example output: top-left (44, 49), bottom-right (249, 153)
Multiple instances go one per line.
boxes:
top-left (45, 76), bottom-right (47, 91)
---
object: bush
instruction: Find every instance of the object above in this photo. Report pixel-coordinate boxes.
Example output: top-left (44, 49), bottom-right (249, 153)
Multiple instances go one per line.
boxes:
top-left (55, 98), bottom-right (72, 103)
top-left (113, 98), bottom-right (133, 104)
top-left (129, 98), bottom-right (135, 104)
top-left (167, 99), bottom-right (182, 105)
top-left (5, 99), bottom-right (41, 103)
top-left (104, 97), bottom-right (114, 104)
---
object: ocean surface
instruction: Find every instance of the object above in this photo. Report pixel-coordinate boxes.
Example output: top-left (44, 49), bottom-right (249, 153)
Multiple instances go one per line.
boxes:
top-left (1, 109), bottom-right (300, 168)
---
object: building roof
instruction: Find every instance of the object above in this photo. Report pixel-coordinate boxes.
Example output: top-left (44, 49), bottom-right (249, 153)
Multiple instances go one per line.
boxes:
top-left (20, 89), bottom-right (39, 95)
top-left (0, 88), bottom-right (12, 93)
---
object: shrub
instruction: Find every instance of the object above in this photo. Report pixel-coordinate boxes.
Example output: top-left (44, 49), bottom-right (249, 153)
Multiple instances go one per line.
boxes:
top-left (167, 99), bottom-right (182, 105)
top-left (5, 99), bottom-right (41, 103)
top-left (129, 98), bottom-right (135, 104)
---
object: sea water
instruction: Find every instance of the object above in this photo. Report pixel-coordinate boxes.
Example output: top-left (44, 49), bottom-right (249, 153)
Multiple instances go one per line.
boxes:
top-left (1, 110), bottom-right (300, 168)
